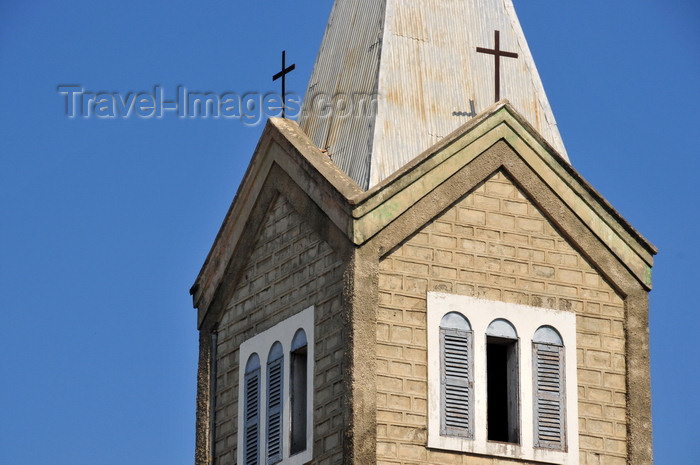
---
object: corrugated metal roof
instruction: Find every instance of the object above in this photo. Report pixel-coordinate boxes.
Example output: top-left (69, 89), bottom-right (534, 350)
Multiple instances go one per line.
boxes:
top-left (298, 0), bottom-right (568, 190)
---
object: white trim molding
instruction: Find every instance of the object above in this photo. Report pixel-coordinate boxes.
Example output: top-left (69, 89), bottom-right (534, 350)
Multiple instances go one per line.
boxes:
top-left (427, 293), bottom-right (579, 465)
top-left (237, 306), bottom-right (314, 465)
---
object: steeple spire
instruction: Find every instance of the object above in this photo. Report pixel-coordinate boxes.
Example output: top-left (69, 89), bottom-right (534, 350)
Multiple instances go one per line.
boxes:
top-left (298, 0), bottom-right (568, 190)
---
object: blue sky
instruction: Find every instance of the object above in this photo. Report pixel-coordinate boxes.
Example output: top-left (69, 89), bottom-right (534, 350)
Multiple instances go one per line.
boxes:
top-left (0, 1), bottom-right (698, 464)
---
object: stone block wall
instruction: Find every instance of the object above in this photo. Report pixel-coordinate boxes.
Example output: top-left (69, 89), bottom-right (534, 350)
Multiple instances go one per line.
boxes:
top-left (376, 171), bottom-right (627, 465)
top-left (213, 194), bottom-right (347, 465)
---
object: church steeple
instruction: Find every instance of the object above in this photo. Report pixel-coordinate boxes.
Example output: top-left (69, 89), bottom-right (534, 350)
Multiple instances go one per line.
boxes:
top-left (298, 0), bottom-right (568, 190)
top-left (193, 5), bottom-right (655, 465)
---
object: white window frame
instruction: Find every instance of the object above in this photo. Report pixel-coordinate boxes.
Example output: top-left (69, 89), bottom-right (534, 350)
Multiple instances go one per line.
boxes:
top-left (427, 293), bottom-right (579, 465)
top-left (238, 306), bottom-right (314, 465)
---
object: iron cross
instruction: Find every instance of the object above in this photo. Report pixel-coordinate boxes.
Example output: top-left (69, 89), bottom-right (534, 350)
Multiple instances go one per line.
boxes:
top-left (272, 50), bottom-right (296, 118)
top-left (476, 30), bottom-right (518, 102)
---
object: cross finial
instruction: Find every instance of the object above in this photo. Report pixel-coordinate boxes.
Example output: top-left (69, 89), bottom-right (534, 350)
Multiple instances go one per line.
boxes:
top-left (476, 30), bottom-right (518, 103)
top-left (272, 50), bottom-right (296, 118)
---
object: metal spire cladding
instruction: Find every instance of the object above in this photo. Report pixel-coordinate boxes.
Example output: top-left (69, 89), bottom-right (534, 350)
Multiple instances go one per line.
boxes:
top-left (298, 0), bottom-right (568, 190)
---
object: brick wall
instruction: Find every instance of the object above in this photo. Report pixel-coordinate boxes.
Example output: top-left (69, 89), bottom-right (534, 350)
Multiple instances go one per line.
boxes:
top-left (376, 171), bottom-right (627, 465)
top-left (213, 194), bottom-right (347, 465)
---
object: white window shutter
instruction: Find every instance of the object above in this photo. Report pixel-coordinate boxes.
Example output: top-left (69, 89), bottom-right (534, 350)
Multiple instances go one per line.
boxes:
top-left (266, 357), bottom-right (283, 464)
top-left (244, 368), bottom-right (260, 465)
top-left (440, 327), bottom-right (474, 438)
top-left (533, 343), bottom-right (566, 450)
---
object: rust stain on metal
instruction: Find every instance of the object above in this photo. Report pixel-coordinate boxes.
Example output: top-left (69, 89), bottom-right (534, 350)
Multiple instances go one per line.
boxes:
top-left (299, 0), bottom-right (568, 190)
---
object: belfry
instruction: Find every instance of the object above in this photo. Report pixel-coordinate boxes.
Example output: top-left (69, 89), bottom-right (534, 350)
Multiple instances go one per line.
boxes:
top-left (190, 1), bottom-right (656, 464)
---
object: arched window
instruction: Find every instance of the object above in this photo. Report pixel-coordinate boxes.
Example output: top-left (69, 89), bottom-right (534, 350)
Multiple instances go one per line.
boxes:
top-left (440, 312), bottom-right (473, 438)
top-left (427, 294), bottom-right (577, 462)
top-left (290, 329), bottom-right (308, 455)
top-left (243, 354), bottom-right (261, 465)
top-left (534, 326), bottom-right (563, 346)
top-left (486, 318), bottom-right (518, 339)
top-left (486, 319), bottom-right (519, 444)
top-left (533, 326), bottom-right (566, 450)
top-left (237, 306), bottom-right (315, 465)
top-left (266, 343), bottom-right (284, 464)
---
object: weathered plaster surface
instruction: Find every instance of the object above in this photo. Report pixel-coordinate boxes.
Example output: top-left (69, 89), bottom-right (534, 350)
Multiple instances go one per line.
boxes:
top-left (374, 169), bottom-right (632, 465)
top-left (191, 103), bottom-right (654, 465)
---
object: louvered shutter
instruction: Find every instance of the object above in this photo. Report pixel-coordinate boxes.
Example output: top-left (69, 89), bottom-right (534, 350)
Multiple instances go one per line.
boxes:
top-left (440, 327), bottom-right (474, 438)
top-left (244, 368), bottom-right (261, 465)
top-left (533, 343), bottom-right (566, 450)
top-left (266, 357), bottom-right (283, 464)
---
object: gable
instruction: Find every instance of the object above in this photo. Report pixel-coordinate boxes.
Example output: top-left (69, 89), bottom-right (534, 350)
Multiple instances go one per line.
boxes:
top-left (191, 120), bottom-right (358, 324)
top-left (376, 170), bottom-right (627, 465)
top-left (353, 105), bottom-right (655, 292)
top-left (220, 194), bottom-right (342, 330)
top-left (379, 169), bottom-right (625, 312)
top-left (212, 193), bottom-right (348, 464)
top-left (192, 103), bottom-right (655, 327)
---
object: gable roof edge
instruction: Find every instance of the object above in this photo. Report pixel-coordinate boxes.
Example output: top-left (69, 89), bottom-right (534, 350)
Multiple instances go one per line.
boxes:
top-left (502, 104), bottom-right (657, 257)
top-left (345, 102), bottom-right (655, 288)
top-left (190, 118), bottom-right (361, 313)
top-left (353, 102), bottom-right (656, 258)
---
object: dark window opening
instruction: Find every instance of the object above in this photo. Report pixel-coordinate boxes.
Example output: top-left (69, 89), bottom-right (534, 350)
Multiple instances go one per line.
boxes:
top-left (487, 337), bottom-right (519, 444)
top-left (290, 331), bottom-right (308, 455)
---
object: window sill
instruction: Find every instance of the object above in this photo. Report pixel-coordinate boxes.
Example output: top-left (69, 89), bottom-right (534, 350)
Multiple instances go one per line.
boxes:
top-left (428, 438), bottom-right (575, 465)
top-left (274, 450), bottom-right (312, 465)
